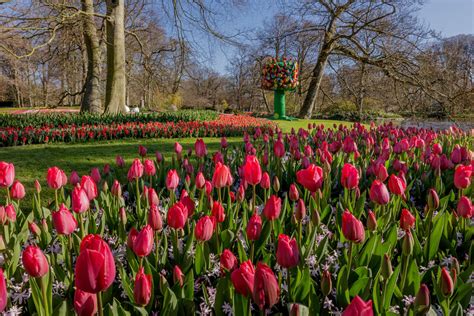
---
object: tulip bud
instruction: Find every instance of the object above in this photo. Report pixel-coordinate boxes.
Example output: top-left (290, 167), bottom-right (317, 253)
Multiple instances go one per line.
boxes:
top-left (289, 304), bottom-right (300, 316)
top-left (34, 179), bottom-right (41, 193)
top-left (367, 210), bottom-right (377, 232)
top-left (111, 180), bottom-right (122, 197)
top-left (29, 222), bottom-right (41, 237)
top-left (260, 172), bottom-right (270, 189)
top-left (40, 218), bottom-right (48, 232)
top-left (220, 249), bottom-right (237, 272)
top-left (402, 230), bottom-right (414, 256)
top-left (451, 257), bottom-right (460, 277)
top-left (272, 176), bottom-right (280, 192)
top-left (439, 267), bottom-right (454, 297)
top-left (294, 199), bottom-right (306, 222)
top-left (173, 265), bottom-right (184, 287)
top-left (427, 189), bottom-right (439, 210)
top-left (414, 284), bottom-right (430, 315)
top-left (9, 180), bottom-right (24, 200)
top-left (321, 270), bottom-right (332, 296)
top-left (381, 254), bottom-right (393, 280)
top-left (102, 181), bottom-right (109, 192)
top-left (311, 208), bottom-right (320, 226)
top-left (289, 184), bottom-right (299, 201)
top-left (134, 267), bottom-right (152, 306)
top-left (119, 207), bottom-right (127, 225)
top-left (22, 245), bottom-right (49, 278)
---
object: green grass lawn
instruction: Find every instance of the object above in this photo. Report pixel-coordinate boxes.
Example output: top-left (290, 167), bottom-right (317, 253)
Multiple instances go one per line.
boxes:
top-left (0, 118), bottom-right (354, 207)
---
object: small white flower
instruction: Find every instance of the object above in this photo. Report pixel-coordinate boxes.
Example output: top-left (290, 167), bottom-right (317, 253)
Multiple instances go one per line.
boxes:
top-left (402, 295), bottom-right (415, 306)
top-left (222, 302), bottom-right (233, 316)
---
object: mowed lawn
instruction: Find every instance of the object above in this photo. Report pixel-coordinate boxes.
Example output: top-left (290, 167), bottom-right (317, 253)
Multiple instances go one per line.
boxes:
top-left (0, 119), bottom-right (354, 206)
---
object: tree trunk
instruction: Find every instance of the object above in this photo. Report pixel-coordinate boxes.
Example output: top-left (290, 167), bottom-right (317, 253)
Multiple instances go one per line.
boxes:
top-left (80, 0), bottom-right (102, 113)
top-left (105, 0), bottom-right (126, 114)
top-left (298, 43), bottom-right (332, 118)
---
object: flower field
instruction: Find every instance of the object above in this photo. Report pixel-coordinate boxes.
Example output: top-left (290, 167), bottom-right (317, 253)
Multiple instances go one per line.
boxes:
top-left (0, 112), bottom-right (274, 147)
top-left (0, 122), bottom-right (472, 315)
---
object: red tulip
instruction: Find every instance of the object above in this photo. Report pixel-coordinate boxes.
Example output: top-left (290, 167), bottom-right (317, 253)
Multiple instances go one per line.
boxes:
top-left (231, 260), bottom-right (255, 297)
top-left (369, 180), bottom-right (390, 205)
top-left (414, 284), bottom-right (430, 314)
top-left (80, 176), bottom-right (98, 200)
top-left (195, 172), bottom-right (206, 189)
top-left (10, 180), bottom-right (25, 200)
top-left (220, 137), bottom-right (228, 148)
top-left (367, 210), bottom-right (377, 232)
top-left (276, 234), bottom-right (300, 268)
top-left (289, 184), bottom-right (299, 201)
top-left (167, 202), bottom-right (187, 229)
top-left (212, 162), bottom-right (232, 188)
top-left (148, 204), bottom-right (163, 231)
top-left (138, 145), bottom-right (147, 157)
top-left (52, 204), bottom-right (78, 235)
top-left (29, 221), bottom-right (41, 237)
top-left (72, 186), bottom-right (90, 213)
top-left (342, 136), bottom-right (358, 153)
top-left (5, 204), bottom-right (16, 223)
top-left (242, 155), bottom-right (262, 186)
top-left (90, 168), bottom-right (101, 184)
top-left (246, 214), bottom-right (262, 241)
top-left (432, 143), bottom-right (443, 155)
top-left (127, 227), bottom-right (139, 250)
top-left (0, 269), bottom-right (7, 312)
top-left (115, 155), bottom-right (125, 168)
top-left (454, 165), bottom-right (472, 189)
top-left (341, 163), bottom-right (359, 189)
top-left (263, 195), bottom-right (281, 220)
top-left (457, 196), bottom-right (473, 218)
top-left (166, 169), bottom-right (179, 190)
top-left (450, 145), bottom-right (462, 164)
top-left (22, 245), bottom-right (49, 278)
top-left (103, 164), bottom-right (110, 175)
top-left (296, 164), bottom-right (323, 192)
top-left (274, 139), bottom-right (285, 158)
top-left (400, 209), bottom-right (415, 230)
top-left (342, 295), bottom-right (373, 316)
top-left (260, 172), bottom-right (270, 190)
top-left (374, 164), bottom-right (388, 182)
top-left (74, 289), bottom-right (98, 316)
top-left (211, 201), bottom-right (225, 223)
top-left (143, 159), bottom-right (156, 176)
top-left (342, 210), bottom-right (365, 243)
top-left (69, 171), bottom-right (81, 186)
top-left (220, 249), bottom-right (237, 272)
top-left (133, 225), bottom-right (154, 257)
top-left (111, 180), bottom-right (122, 197)
top-left (388, 174), bottom-right (406, 198)
top-left (321, 270), bottom-right (332, 297)
top-left (294, 198), bottom-right (306, 222)
top-left (427, 188), bottom-right (439, 210)
top-left (180, 191), bottom-right (195, 216)
top-left (134, 267), bottom-right (152, 306)
top-left (0, 161), bottom-right (14, 188)
top-left (439, 267), bottom-right (454, 297)
top-left (75, 234), bottom-right (116, 293)
top-left (173, 265), bottom-right (184, 287)
top-left (174, 142), bottom-right (183, 155)
top-left (253, 262), bottom-right (280, 310)
top-left (195, 139), bottom-right (207, 157)
top-left (128, 159), bottom-right (144, 181)
top-left (47, 166), bottom-right (64, 190)
top-left (205, 181), bottom-right (213, 197)
top-left (195, 215), bottom-right (214, 241)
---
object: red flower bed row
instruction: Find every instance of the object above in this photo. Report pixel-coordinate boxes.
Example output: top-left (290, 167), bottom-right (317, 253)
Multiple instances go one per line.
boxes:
top-left (0, 114), bottom-right (275, 147)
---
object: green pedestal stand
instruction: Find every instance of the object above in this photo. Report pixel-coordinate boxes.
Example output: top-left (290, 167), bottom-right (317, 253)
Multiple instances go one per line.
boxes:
top-left (273, 89), bottom-right (295, 120)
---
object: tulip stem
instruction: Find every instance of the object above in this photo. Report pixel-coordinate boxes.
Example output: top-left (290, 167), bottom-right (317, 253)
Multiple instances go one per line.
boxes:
top-left (346, 242), bottom-right (353, 284)
top-left (250, 242), bottom-right (255, 262)
top-left (39, 275), bottom-right (49, 316)
top-left (155, 231), bottom-right (160, 267)
top-left (97, 291), bottom-right (104, 316)
top-left (54, 189), bottom-right (59, 210)
top-left (425, 209), bottom-right (433, 263)
top-left (286, 268), bottom-right (292, 303)
top-left (135, 178), bottom-right (141, 223)
top-left (400, 254), bottom-right (409, 292)
top-left (79, 212), bottom-right (85, 238)
top-left (252, 185), bottom-right (256, 213)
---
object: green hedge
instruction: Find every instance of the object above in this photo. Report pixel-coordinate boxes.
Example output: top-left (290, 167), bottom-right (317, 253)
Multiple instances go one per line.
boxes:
top-left (315, 109), bottom-right (402, 122)
top-left (0, 110), bottom-right (219, 129)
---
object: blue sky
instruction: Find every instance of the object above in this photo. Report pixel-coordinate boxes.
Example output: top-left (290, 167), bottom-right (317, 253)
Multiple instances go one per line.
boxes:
top-left (189, 0), bottom-right (474, 74)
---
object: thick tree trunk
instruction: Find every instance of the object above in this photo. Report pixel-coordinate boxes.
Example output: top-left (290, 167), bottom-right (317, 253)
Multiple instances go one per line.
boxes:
top-left (105, 0), bottom-right (126, 114)
top-left (80, 0), bottom-right (102, 113)
top-left (298, 44), bottom-right (332, 118)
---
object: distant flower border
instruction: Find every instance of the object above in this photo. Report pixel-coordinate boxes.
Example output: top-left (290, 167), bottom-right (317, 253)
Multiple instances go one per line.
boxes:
top-left (0, 114), bottom-right (275, 147)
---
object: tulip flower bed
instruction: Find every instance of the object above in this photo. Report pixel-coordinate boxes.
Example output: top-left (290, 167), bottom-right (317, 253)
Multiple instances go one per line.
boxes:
top-left (0, 122), bottom-right (472, 315)
top-left (0, 114), bottom-right (274, 147)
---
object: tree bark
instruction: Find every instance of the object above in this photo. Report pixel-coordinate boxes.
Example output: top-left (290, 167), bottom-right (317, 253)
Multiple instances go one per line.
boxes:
top-left (298, 41), bottom-right (333, 118)
top-left (80, 0), bottom-right (102, 113)
top-left (105, 0), bottom-right (126, 114)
